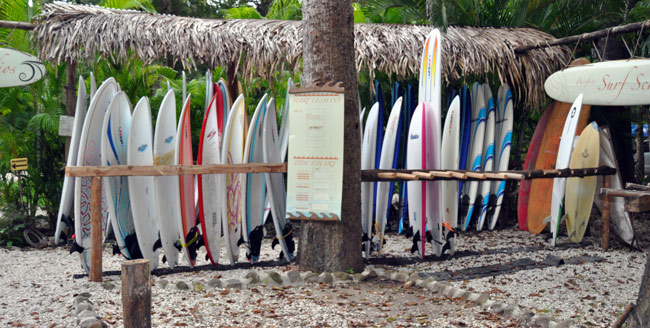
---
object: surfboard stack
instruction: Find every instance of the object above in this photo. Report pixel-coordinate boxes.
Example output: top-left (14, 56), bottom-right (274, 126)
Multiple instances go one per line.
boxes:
top-left (56, 72), bottom-right (296, 273)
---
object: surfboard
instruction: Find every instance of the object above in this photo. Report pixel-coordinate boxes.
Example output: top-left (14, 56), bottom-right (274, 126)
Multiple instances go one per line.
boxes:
top-left (100, 91), bottom-right (133, 259)
top-left (153, 89), bottom-right (182, 269)
top-left (279, 78), bottom-right (293, 162)
top-left (545, 59), bottom-right (650, 106)
top-left (461, 82), bottom-right (481, 209)
top-left (127, 97), bottom-right (160, 271)
top-left (55, 77), bottom-right (87, 245)
top-left (550, 94), bottom-right (584, 245)
top-left (565, 122), bottom-right (600, 243)
top-left (477, 84), bottom-right (496, 231)
top-left (176, 94), bottom-right (198, 267)
top-left (89, 72), bottom-right (97, 100)
top-left (197, 90), bottom-right (223, 266)
top-left (441, 96), bottom-right (460, 253)
top-left (527, 101), bottom-right (590, 234)
top-left (462, 84), bottom-right (486, 231)
top-left (221, 94), bottom-right (246, 265)
top-left (593, 126), bottom-right (636, 247)
top-left (458, 85), bottom-right (471, 195)
top-left (517, 103), bottom-right (553, 231)
top-left (489, 84), bottom-right (514, 230)
top-left (242, 94), bottom-right (268, 262)
top-left (218, 79), bottom-right (230, 136)
top-left (361, 102), bottom-right (379, 258)
top-left (263, 98), bottom-right (294, 262)
top-left (182, 71), bottom-right (187, 105)
top-left (386, 82), bottom-right (403, 234)
top-left (74, 77), bottom-right (116, 273)
top-left (204, 71), bottom-right (213, 112)
top-left (374, 97), bottom-right (402, 253)
top-left (373, 81), bottom-right (385, 228)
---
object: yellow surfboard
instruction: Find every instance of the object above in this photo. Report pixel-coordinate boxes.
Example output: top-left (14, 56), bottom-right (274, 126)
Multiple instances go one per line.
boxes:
top-left (565, 122), bottom-right (600, 243)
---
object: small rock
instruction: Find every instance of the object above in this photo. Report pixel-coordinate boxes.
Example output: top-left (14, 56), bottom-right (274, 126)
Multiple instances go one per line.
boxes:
top-left (404, 281), bottom-right (415, 289)
top-left (304, 272), bottom-right (319, 283)
top-left (533, 315), bottom-right (552, 327)
top-left (207, 278), bottom-right (222, 288)
top-left (490, 302), bottom-right (506, 312)
top-left (364, 270), bottom-right (378, 279)
top-left (318, 272), bottom-right (333, 284)
top-left (101, 282), bottom-right (115, 290)
top-left (543, 254), bottom-right (565, 266)
top-left (193, 281), bottom-right (204, 292)
top-left (76, 310), bottom-right (99, 324)
top-left (475, 293), bottom-right (489, 305)
top-left (245, 272), bottom-right (261, 284)
top-left (382, 270), bottom-right (394, 279)
top-left (553, 319), bottom-right (574, 328)
top-left (225, 279), bottom-right (242, 288)
top-left (175, 281), bottom-right (190, 290)
top-left (287, 270), bottom-right (301, 283)
top-left (458, 291), bottom-right (471, 300)
top-left (407, 273), bottom-right (420, 282)
top-left (159, 279), bottom-right (169, 289)
top-left (75, 302), bottom-right (92, 315)
top-left (394, 272), bottom-right (408, 283)
top-left (77, 292), bottom-right (92, 298)
top-left (333, 272), bottom-right (352, 281)
top-left (78, 317), bottom-right (103, 328)
top-left (442, 286), bottom-right (455, 297)
top-left (352, 273), bottom-right (366, 282)
top-left (267, 271), bottom-right (283, 285)
top-left (500, 304), bottom-right (517, 316)
top-left (466, 292), bottom-right (480, 302)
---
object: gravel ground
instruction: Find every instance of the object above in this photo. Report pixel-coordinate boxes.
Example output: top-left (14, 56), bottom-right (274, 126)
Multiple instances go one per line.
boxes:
top-left (0, 215), bottom-right (647, 327)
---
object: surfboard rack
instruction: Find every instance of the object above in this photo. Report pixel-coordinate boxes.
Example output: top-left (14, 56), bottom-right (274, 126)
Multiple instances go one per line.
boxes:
top-left (362, 166), bottom-right (616, 182)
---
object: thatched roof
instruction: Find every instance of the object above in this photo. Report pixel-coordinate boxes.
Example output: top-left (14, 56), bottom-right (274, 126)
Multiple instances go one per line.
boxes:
top-left (33, 3), bottom-right (572, 108)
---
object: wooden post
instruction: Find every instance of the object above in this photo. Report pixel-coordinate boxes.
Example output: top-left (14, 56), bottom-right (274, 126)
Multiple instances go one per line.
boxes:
top-left (601, 175), bottom-right (611, 249)
top-left (121, 259), bottom-right (151, 328)
top-left (64, 60), bottom-right (77, 160)
top-left (89, 176), bottom-right (102, 282)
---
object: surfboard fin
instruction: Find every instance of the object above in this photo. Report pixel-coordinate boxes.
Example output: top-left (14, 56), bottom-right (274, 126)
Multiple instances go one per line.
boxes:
top-left (125, 233), bottom-right (143, 259)
top-left (425, 230), bottom-right (433, 243)
top-left (542, 215), bottom-right (552, 225)
top-left (152, 238), bottom-right (162, 252)
top-left (272, 237), bottom-right (279, 250)
top-left (560, 214), bottom-right (568, 225)
top-left (248, 225), bottom-right (264, 261)
top-left (61, 214), bottom-right (74, 229)
top-left (173, 240), bottom-right (182, 252)
top-left (410, 231), bottom-right (420, 254)
top-left (162, 255), bottom-right (167, 264)
top-left (112, 244), bottom-right (121, 256)
top-left (405, 226), bottom-right (413, 239)
top-left (69, 240), bottom-right (84, 254)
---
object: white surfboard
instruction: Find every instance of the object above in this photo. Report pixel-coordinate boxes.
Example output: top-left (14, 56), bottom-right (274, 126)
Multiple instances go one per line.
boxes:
top-left (221, 94), bottom-right (246, 264)
top-left (55, 77), bottom-right (87, 245)
top-left (176, 95), bottom-right (197, 267)
top-left (218, 79), bottom-right (230, 137)
top-left (477, 84), bottom-right (496, 231)
top-left (127, 97), bottom-right (160, 271)
top-left (544, 59), bottom-right (650, 106)
top-left (197, 89), bottom-right (223, 266)
top-left (100, 91), bottom-right (134, 259)
top-left (373, 97), bottom-right (402, 254)
top-left (279, 79), bottom-right (292, 162)
top-left (550, 94), bottom-right (584, 246)
top-left (462, 84), bottom-right (486, 231)
top-left (441, 95), bottom-right (460, 253)
top-left (153, 89), bottom-right (182, 268)
top-left (204, 70), bottom-right (213, 113)
top-left (89, 73), bottom-right (97, 100)
top-left (361, 102), bottom-right (379, 258)
top-left (406, 103), bottom-right (428, 259)
top-left (182, 71), bottom-right (187, 105)
top-left (263, 99), bottom-right (294, 262)
top-left (74, 77), bottom-right (117, 273)
top-left (242, 94), bottom-right (268, 262)
top-left (489, 85), bottom-right (514, 230)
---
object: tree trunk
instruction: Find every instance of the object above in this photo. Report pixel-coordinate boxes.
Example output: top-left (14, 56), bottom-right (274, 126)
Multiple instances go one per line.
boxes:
top-left (298, 0), bottom-right (364, 273)
top-left (627, 250), bottom-right (650, 327)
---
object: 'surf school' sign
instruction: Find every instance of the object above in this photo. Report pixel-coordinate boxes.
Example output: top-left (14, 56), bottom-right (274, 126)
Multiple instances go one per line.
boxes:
top-left (0, 48), bottom-right (45, 88)
top-left (544, 59), bottom-right (650, 106)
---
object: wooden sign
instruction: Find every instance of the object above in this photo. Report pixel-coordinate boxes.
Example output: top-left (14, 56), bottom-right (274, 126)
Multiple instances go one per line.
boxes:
top-left (10, 158), bottom-right (28, 171)
top-left (0, 48), bottom-right (45, 88)
top-left (286, 82), bottom-right (344, 221)
top-left (544, 59), bottom-right (650, 106)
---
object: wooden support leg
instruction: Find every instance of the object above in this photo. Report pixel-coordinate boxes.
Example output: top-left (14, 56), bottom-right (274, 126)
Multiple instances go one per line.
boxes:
top-left (601, 175), bottom-right (611, 250)
top-left (90, 176), bottom-right (103, 282)
top-left (122, 259), bottom-right (151, 328)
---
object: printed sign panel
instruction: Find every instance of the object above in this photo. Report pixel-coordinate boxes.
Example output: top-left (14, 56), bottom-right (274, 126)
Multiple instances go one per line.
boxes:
top-left (286, 86), bottom-right (344, 221)
top-left (0, 48), bottom-right (45, 88)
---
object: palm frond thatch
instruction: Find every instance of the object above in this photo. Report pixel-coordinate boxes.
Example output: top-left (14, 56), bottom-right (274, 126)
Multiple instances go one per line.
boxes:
top-left (33, 3), bottom-right (572, 108)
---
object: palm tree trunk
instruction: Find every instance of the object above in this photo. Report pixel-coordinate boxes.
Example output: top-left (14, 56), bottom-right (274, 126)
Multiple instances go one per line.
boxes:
top-left (298, 0), bottom-right (364, 273)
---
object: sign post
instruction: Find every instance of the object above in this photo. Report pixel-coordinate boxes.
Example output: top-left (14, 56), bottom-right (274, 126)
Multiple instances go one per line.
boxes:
top-left (286, 82), bottom-right (345, 221)
top-left (10, 158), bottom-right (28, 220)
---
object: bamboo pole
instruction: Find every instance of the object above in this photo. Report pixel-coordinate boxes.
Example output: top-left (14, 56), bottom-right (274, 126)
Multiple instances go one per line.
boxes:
top-left (515, 19), bottom-right (650, 53)
top-left (0, 20), bottom-right (36, 30)
top-left (66, 163), bottom-right (287, 177)
top-left (89, 177), bottom-right (102, 282)
top-left (601, 188), bottom-right (650, 198)
top-left (626, 182), bottom-right (650, 192)
top-left (361, 167), bottom-right (616, 182)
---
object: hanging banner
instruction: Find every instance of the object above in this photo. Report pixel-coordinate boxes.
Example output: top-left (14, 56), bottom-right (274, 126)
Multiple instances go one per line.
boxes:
top-left (0, 48), bottom-right (45, 88)
top-left (286, 82), bottom-right (344, 221)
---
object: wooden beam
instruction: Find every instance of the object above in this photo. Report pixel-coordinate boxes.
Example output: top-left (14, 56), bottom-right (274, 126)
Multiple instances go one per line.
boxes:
top-left (361, 167), bottom-right (616, 181)
top-left (625, 195), bottom-right (650, 213)
top-left (121, 259), bottom-right (151, 328)
top-left (601, 188), bottom-right (650, 198)
top-left (0, 20), bottom-right (36, 30)
top-left (626, 182), bottom-right (650, 192)
top-left (515, 19), bottom-right (650, 53)
top-left (89, 177), bottom-right (102, 282)
top-left (66, 163), bottom-right (287, 177)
